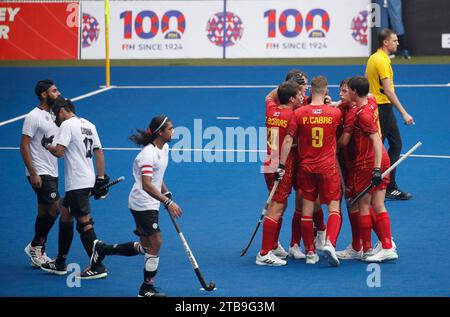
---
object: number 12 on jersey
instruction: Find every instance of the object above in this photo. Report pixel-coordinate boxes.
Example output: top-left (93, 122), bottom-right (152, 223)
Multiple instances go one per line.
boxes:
top-left (311, 127), bottom-right (323, 148)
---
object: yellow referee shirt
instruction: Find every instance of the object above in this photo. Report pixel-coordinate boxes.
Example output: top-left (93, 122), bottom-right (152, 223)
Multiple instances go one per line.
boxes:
top-left (365, 49), bottom-right (395, 105)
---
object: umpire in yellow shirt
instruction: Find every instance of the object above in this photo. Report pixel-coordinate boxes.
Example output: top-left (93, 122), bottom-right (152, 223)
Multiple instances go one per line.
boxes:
top-left (366, 28), bottom-right (414, 200)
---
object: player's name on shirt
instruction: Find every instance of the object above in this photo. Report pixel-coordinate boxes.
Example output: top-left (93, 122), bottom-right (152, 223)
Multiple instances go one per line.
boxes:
top-left (81, 127), bottom-right (93, 136)
top-left (302, 116), bottom-right (334, 125)
top-left (266, 117), bottom-right (289, 128)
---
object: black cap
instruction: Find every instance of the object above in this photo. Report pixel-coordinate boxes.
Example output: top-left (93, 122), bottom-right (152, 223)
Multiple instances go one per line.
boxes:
top-left (35, 79), bottom-right (55, 97)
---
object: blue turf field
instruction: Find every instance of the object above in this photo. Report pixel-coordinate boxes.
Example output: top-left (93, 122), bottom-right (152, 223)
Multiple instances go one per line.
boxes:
top-left (0, 64), bottom-right (449, 297)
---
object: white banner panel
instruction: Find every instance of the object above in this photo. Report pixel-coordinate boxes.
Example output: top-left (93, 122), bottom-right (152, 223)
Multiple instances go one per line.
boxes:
top-left (80, 1), bottom-right (105, 59)
top-left (81, 0), bottom-right (372, 59)
top-left (226, 0), bottom-right (372, 58)
top-left (81, 1), bottom-right (223, 59)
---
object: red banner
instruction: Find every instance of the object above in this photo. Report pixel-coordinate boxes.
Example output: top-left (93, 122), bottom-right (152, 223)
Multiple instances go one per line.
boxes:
top-left (0, 2), bottom-right (79, 60)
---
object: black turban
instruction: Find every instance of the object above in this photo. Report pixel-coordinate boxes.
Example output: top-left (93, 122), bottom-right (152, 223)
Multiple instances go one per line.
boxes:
top-left (35, 79), bottom-right (55, 97)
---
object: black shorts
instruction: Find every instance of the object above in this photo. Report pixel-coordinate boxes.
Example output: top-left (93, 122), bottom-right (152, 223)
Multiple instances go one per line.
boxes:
top-left (28, 175), bottom-right (60, 205)
top-left (62, 188), bottom-right (92, 218)
top-left (130, 209), bottom-right (160, 237)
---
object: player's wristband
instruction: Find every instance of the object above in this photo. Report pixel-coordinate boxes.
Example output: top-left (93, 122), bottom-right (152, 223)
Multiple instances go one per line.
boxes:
top-left (163, 198), bottom-right (174, 208)
top-left (162, 191), bottom-right (173, 200)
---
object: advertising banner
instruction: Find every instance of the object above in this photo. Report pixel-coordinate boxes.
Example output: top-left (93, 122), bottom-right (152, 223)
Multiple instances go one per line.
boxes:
top-left (80, 0), bottom-right (372, 60)
top-left (0, 1), bottom-right (79, 60)
top-left (81, 0), bottom-right (222, 59)
top-left (225, 0), bottom-right (372, 58)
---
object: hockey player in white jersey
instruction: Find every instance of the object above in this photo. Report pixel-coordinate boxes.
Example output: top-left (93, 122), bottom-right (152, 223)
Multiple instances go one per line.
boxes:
top-left (40, 97), bottom-right (110, 279)
top-left (88, 116), bottom-right (182, 297)
top-left (20, 79), bottom-right (61, 268)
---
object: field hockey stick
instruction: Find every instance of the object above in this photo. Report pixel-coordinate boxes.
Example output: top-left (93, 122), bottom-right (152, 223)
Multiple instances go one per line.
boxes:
top-left (240, 180), bottom-right (279, 257)
top-left (90, 176), bottom-right (125, 197)
top-left (336, 160), bottom-right (350, 213)
top-left (350, 141), bottom-right (422, 207)
top-left (167, 211), bottom-right (216, 292)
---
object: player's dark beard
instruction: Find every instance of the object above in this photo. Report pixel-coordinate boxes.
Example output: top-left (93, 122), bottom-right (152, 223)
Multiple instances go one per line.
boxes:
top-left (46, 96), bottom-right (56, 107)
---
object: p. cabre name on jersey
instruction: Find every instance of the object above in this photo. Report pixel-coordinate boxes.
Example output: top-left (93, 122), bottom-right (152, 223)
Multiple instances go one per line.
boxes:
top-left (302, 116), bottom-right (334, 125)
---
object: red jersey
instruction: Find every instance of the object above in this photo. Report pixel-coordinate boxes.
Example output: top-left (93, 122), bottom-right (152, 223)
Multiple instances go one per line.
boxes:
top-left (288, 104), bottom-right (342, 173)
top-left (265, 97), bottom-right (278, 113)
top-left (351, 99), bottom-right (385, 169)
top-left (265, 106), bottom-right (294, 167)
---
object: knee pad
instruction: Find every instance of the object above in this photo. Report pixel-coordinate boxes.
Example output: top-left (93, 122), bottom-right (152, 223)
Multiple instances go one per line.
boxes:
top-left (76, 218), bottom-right (94, 234)
top-left (144, 254), bottom-right (159, 272)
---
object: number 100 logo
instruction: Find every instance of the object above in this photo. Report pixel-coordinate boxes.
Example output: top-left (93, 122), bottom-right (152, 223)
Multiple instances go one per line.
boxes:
top-left (264, 8), bottom-right (330, 38)
top-left (120, 10), bottom-right (186, 39)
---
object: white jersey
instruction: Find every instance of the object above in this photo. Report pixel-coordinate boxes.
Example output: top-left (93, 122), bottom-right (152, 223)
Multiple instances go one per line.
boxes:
top-left (22, 107), bottom-right (59, 177)
top-left (54, 116), bottom-right (102, 191)
top-left (128, 143), bottom-right (169, 211)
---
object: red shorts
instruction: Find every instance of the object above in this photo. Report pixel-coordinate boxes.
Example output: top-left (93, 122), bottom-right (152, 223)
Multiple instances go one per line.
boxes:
top-left (297, 168), bottom-right (341, 204)
top-left (351, 154), bottom-right (391, 195)
top-left (263, 157), bottom-right (293, 204)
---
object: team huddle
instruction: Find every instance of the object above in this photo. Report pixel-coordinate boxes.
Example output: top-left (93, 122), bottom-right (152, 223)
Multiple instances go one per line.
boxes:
top-left (257, 70), bottom-right (398, 267)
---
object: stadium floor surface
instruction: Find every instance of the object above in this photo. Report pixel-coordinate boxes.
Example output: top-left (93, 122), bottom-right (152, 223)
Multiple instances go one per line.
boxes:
top-left (0, 64), bottom-right (449, 297)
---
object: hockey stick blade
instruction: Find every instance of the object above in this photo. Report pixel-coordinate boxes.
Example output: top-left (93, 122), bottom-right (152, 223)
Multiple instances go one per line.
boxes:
top-left (196, 269), bottom-right (216, 291)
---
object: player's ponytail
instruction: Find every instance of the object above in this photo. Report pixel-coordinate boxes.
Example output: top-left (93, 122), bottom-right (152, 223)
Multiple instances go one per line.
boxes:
top-left (129, 115), bottom-right (171, 146)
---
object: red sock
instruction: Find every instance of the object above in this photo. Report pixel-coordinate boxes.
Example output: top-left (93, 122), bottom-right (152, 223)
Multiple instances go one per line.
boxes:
top-left (337, 211), bottom-right (343, 236)
top-left (313, 207), bottom-right (326, 231)
top-left (272, 217), bottom-right (283, 250)
top-left (290, 209), bottom-right (302, 247)
top-left (359, 215), bottom-right (373, 252)
top-left (301, 216), bottom-right (315, 253)
top-left (326, 211), bottom-right (341, 247)
top-left (376, 212), bottom-right (393, 249)
top-left (370, 207), bottom-right (382, 239)
top-left (349, 211), bottom-right (362, 251)
top-left (260, 217), bottom-right (278, 255)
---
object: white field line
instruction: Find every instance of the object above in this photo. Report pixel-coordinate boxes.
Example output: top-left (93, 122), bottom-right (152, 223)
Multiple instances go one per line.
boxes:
top-left (216, 117), bottom-right (241, 120)
top-left (0, 146), bottom-right (448, 159)
top-left (112, 83), bottom-right (450, 89)
top-left (0, 86), bottom-right (115, 127)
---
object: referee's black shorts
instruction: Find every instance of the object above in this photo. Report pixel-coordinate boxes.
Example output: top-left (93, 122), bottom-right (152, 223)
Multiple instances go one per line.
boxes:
top-left (28, 174), bottom-right (60, 205)
top-left (62, 188), bottom-right (92, 217)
